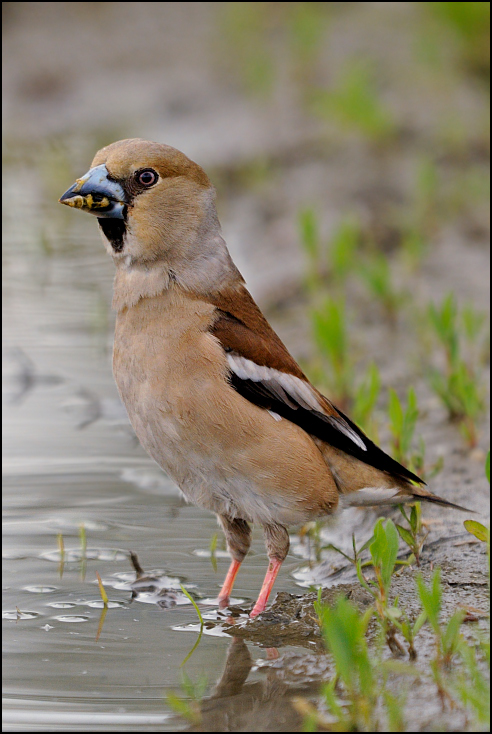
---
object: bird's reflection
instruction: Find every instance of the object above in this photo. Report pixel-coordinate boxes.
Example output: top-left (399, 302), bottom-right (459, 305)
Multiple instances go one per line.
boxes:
top-left (182, 636), bottom-right (312, 732)
top-left (3, 347), bottom-right (63, 404)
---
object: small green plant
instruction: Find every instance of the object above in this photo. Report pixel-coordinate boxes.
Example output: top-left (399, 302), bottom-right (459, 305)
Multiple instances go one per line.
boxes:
top-left (94, 570), bottom-right (109, 641)
top-left (180, 585), bottom-right (204, 627)
top-left (426, 293), bottom-right (487, 447)
top-left (304, 513), bottom-right (490, 730)
top-left (454, 633), bottom-right (491, 727)
top-left (323, 532), bottom-right (375, 570)
top-left (299, 523), bottom-right (376, 568)
top-left (351, 362), bottom-right (381, 437)
top-left (425, 2), bottom-right (490, 75)
top-left (314, 595), bottom-right (379, 730)
top-left (79, 523), bottom-right (87, 558)
top-left (464, 457), bottom-right (490, 543)
top-left (386, 388), bottom-right (442, 480)
top-left (329, 216), bottom-right (360, 284)
top-left (56, 533), bottom-right (65, 557)
top-left (428, 293), bottom-right (460, 367)
top-left (56, 533), bottom-right (65, 577)
top-left (95, 571), bottom-right (108, 605)
top-left (311, 296), bottom-right (353, 410)
top-left (311, 594), bottom-right (417, 731)
top-left (351, 518), bottom-right (427, 659)
top-left (356, 518), bottom-right (408, 656)
top-left (416, 569), bottom-right (467, 709)
top-left (391, 605), bottom-right (428, 663)
top-left (462, 303), bottom-right (487, 346)
top-left (298, 207), bottom-right (323, 292)
top-left (388, 387), bottom-right (419, 467)
top-left (179, 584), bottom-right (204, 666)
top-left (166, 671), bottom-right (207, 726)
top-left (413, 437), bottom-right (445, 482)
top-left (428, 294), bottom-right (489, 376)
top-left (397, 158), bottom-right (440, 271)
top-left (311, 62), bottom-right (397, 142)
top-left (297, 520), bottom-right (324, 565)
top-left (358, 253), bottom-right (405, 321)
top-left (362, 519), bottom-right (399, 591)
top-left (428, 361), bottom-right (485, 447)
top-left (396, 502), bottom-right (427, 567)
top-left (306, 291), bottom-right (383, 430)
top-left (414, 156), bottom-right (440, 237)
top-left (414, 569), bottom-right (486, 715)
top-left (464, 302), bottom-right (491, 373)
top-left (299, 211), bottom-right (362, 294)
top-left (464, 520), bottom-right (490, 543)
top-left (400, 227), bottom-right (429, 271)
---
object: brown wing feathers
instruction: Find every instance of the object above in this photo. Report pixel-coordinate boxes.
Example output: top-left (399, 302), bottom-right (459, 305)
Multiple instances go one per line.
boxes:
top-left (209, 284), bottom-right (305, 377)
top-left (209, 286), bottom-right (424, 487)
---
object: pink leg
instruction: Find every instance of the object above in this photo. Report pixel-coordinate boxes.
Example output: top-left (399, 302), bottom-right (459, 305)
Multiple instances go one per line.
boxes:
top-left (218, 558), bottom-right (241, 609)
top-left (250, 558), bottom-right (283, 618)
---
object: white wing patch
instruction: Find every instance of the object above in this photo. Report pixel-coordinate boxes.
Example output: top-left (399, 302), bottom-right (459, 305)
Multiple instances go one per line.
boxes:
top-left (327, 415), bottom-right (367, 452)
top-left (227, 353), bottom-right (367, 452)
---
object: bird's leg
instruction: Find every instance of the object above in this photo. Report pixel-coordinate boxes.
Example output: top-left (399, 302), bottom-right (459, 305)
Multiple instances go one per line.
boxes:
top-left (217, 516), bottom-right (251, 609)
top-left (250, 524), bottom-right (289, 618)
top-left (218, 558), bottom-right (242, 609)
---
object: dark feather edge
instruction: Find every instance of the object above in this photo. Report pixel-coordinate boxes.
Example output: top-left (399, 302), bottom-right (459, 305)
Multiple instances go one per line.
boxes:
top-left (228, 373), bottom-right (425, 487)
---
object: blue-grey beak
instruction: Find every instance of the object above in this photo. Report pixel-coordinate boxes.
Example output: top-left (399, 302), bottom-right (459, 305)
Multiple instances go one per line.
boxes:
top-left (59, 164), bottom-right (127, 219)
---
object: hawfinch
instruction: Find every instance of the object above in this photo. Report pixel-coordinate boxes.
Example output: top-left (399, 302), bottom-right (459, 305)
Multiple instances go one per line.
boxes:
top-left (60, 139), bottom-right (464, 617)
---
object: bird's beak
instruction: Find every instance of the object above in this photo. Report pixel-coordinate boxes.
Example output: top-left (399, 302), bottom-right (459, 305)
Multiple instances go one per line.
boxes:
top-left (59, 164), bottom-right (127, 219)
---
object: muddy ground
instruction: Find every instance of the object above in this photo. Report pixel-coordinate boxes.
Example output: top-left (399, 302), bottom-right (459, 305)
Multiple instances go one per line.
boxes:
top-left (3, 3), bottom-right (490, 732)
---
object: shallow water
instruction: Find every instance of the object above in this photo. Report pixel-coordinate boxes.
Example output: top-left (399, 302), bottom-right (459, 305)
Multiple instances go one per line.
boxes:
top-left (2, 156), bottom-right (322, 732)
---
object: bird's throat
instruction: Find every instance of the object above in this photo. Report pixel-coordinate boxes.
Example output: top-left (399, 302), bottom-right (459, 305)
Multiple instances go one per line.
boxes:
top-left (98, 216), bottom-right (127, 252)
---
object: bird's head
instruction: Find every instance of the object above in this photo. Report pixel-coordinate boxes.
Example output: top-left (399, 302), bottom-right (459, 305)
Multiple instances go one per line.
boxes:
top-left (60, 139), bottom-right (239, 301)
top-left (59, 139), bottom-right (237, 299)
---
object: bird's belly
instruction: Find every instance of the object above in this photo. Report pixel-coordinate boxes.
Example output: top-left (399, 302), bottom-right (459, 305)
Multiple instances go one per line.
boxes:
top-left (112, 304), bottom-right (338, 526)
top-left (119, 389), bottom-right (303, 525)
top-left (114, 370), bottom-right (337, 526)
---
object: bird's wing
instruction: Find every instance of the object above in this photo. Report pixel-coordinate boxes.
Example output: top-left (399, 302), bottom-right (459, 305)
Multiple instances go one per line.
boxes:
top-left (209, 286), bottom-right (423, 486)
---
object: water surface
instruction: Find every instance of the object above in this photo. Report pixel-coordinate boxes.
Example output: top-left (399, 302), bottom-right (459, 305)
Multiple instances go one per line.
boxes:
top-left (2, 156), bottom-right (314, 731)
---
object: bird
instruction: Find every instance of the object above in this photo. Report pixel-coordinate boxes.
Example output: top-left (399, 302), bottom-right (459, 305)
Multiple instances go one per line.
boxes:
top-left (59, 138), bottom-right (466, 618)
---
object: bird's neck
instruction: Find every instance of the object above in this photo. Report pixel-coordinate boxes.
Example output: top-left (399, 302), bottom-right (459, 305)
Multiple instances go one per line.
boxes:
top-left (111, 194), bottom-right (242, 312)
top-left (111, 245), bottom-right (241, 313)
top-left (112, 260), bottom-right (173, 312)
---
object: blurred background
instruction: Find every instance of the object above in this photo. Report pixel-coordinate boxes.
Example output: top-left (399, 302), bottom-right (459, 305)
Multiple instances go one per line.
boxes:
top-left (2, 3), bottom-right (490, 732)
top-left (3, 2), bottom-right (490, 297)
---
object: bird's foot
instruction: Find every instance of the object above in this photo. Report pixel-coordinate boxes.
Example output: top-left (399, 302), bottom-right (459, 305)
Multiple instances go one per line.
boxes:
top-left (217, 594), bottom-right (230, 611)
top-left (249, 601), bottom-right (266, 618)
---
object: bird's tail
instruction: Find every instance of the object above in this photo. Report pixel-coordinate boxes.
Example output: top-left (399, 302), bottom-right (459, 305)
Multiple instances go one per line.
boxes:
top-left (339, 485), bottom-right (472, 513)
top-left (318, 442), bottom-right (472, 513)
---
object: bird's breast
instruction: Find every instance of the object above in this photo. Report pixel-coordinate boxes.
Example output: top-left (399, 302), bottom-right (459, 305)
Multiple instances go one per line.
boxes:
top-left (113, 288), bottom-right (223, 467)
top-left (112, 288), bottom-right (338, 524)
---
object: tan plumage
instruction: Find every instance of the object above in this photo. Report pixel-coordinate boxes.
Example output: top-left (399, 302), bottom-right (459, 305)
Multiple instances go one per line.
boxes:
top-left (59, 138), bottom-right (465, 617)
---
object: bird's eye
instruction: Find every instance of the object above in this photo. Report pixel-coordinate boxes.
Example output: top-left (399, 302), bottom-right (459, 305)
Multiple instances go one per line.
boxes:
top-left (136, 169), bottom-right (158, 187)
